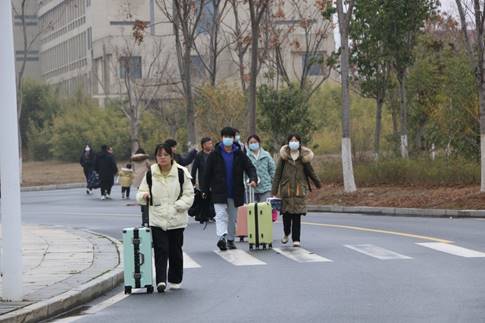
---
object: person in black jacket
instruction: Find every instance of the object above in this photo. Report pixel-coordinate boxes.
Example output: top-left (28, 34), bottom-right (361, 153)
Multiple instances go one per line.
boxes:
top-left (164, 139), bottom-right (198, 167)
top-left (95, 145), bottom-right (118, 200)
top-left (201, 127), bottom-right (257, 251)
top-left (191, 137), bottom-right (213, 188)
top-left (80, 145), bottom-right (96, 195)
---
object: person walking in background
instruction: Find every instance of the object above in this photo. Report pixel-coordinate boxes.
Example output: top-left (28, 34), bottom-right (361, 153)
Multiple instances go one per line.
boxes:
top-left (164, 139), bottom-right (198, 167)
top-left (80, 144), bottom-right (96, 195)
top-left (95, 145), bottom-right (118, 200)
top-left (131, 148), bottom-right (151, 189)
top-left (271, 134), bottom-right (321, 247)
top-left (119, 163), bottom-right (134, 199)
top-left (246, 135), bottom-right (275, 202)
top-left (137, 143), bottom-right (194, 293)
top-left (202, 127), bottom-right (257, 251)
top-left (191, 137), bottom-right (213, 188)
top-left (233, 129), bottom-right (246, 153)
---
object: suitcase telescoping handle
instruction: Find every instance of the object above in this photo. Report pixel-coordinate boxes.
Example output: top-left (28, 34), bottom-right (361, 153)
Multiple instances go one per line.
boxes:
top-left (246, 181), bottom-right (255, 203)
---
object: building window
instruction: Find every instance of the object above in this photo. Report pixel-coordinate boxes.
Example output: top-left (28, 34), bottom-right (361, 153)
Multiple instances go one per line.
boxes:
top-left (196, 0), bottom-right (215, 34)
top-left (120, 56), bottom-right (142, 79)
top-left (191, 55), bottom-right (205, 78)
top-left (302, 53), bottom-right (324, 76)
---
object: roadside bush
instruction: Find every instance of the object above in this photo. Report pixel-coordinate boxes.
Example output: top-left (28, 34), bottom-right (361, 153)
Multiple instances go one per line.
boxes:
top-left (316, 157), bottom-right (479, 187)
top-left (49, 101), bottom-right (130, 162)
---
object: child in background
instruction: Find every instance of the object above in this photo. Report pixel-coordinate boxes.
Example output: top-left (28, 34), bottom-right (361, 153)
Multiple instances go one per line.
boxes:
top-left (119, 163), bottom-right (134, 199)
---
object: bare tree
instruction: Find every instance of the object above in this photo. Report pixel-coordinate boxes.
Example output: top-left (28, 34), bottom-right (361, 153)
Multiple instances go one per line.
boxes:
top-left (247, 0), bottom-right (271, 135)
top-left (455, 0), bottom-right (485, 191)
top-left (267, 0), bottom-right (334, 97)
top-left (336, 0), bottom-right (357, 192)
top-left (102, 22), bottom-right (172, 154)
top-left (156, 0), bottom-right (206, 147)
top-left (192, 0), bottom-right (233, 86)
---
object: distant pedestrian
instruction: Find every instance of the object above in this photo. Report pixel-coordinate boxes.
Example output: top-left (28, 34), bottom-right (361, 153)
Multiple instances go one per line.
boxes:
top-left (233, 128), bottom-right (246, 154)
top-left (271, 134), bottom-right (321, 247)
top-left (191, 137), bottom-right (215, 223)
top-left (131, 148), bottom-right (151, 189)
top-left (136, 143), bottom-right (194, 293)
top-left (95, 145), bottom-right (118, 200)
top-left (191, 137), bottom-right (213, 188)
top-left (80, 145), bottom-right (96, 194)
top-left (119, 163), bottom-right (134, 199)
top-left (164, 139), bottom-right (197, 167)
top-left (201, 127), bottom-right (257, 251)
top-left (246, 135), bottom-right (275, 202)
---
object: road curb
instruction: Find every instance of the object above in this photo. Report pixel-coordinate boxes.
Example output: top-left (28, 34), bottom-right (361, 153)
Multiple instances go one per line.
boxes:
top-left (308, 205), bottom-right (485, 218)
top-left (0, 232), bottom-right (124, 323)
top-left (21, 183), bottom-right (86, 192)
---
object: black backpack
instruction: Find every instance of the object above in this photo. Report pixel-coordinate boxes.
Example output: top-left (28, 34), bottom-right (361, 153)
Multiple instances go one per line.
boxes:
top-left (146, 167), bottom-right (185, 206)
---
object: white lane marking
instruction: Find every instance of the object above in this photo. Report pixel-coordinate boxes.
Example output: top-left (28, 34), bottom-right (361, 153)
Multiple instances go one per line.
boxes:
top-left (184, 252), bottom-right (201, 268)
top-left (417, 242), bottom-right (485, 258)
top-left (273, 247), bottom-right (332, 263)
top-left (345, 244), bottom-right (412, 260)
top-left (51, 292), bottom-right (129, 322)
top-left (214, 249), bottom-right (266, 266)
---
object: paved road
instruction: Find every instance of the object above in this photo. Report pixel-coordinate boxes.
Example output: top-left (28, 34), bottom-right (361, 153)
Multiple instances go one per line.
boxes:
top-left (14, 188), bottom-right (485, 322)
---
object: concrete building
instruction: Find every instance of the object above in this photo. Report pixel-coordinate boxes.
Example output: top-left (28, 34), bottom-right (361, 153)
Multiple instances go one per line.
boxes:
top-left (31, 0), bottom-right (335, 101)
top-left (12, 0), bottom-right (42, 82)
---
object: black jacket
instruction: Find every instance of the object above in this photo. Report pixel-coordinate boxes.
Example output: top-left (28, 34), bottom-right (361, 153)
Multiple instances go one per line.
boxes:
top-left (174, 149), bottom-right (198, 166)
top-left (80, 151), bottom-right (96, 171)
top-left (95, 151), bottom-right (118, 182)
top-left (191, 151), bottom-right (210, 188)
top-left (201, 143), bottom-right (257, 208)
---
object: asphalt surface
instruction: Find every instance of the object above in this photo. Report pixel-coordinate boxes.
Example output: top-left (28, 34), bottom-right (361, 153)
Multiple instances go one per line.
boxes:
top-left (10, 187), bottom-right (485, 322)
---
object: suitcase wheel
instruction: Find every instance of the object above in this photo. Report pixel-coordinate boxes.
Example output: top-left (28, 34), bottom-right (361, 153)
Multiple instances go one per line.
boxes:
top-left (124, 286), bottom-right (132, 295)
top-left (239, 237), bottom-right (244, 242)
top-left (146, 285), bottom-right (154, 294)
top-left (249, 244), bottom-right (254, 251)
top-left (269, 243), bottom-right (273, 249)
top-left (262, 244), bottom-right (267, 250)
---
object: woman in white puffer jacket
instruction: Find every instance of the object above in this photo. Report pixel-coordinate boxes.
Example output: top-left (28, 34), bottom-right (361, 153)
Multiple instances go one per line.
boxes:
top-left (137, 143), bottom-right (194, 293)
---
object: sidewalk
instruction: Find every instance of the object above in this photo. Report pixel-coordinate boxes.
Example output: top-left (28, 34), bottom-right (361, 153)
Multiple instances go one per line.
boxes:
top-left (0, 225), bottom-right (123, 323)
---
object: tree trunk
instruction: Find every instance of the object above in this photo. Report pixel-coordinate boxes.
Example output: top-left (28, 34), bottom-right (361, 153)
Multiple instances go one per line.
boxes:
top-left (374, 96), bottom-right (383, 160)
top-left (479, 85), bottom-right (485, 192)
top-left (130, 116), bottom-right (140, 154)
top-left (398, 71), bottom-right (409, 158)
top-left (247, 0), bottom-right (259, 136)
top-left (337, 0), bottom-right (357, 193)
top-left (184, 48), bottom-right (197, 147)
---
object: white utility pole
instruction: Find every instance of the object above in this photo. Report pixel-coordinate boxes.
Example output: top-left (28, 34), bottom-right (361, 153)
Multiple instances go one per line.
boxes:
top-left (0, 0), bottom-right (24, 301)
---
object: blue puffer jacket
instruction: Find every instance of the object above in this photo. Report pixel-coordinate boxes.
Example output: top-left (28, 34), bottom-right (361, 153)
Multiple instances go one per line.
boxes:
top-left (247, 148), bottom-right (276, 194)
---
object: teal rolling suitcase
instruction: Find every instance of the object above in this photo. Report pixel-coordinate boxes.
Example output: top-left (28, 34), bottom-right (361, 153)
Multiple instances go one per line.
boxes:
top-left (122, 227), bottom-right (154, 294)
top-left (247, 187), bottom-right (273, 250)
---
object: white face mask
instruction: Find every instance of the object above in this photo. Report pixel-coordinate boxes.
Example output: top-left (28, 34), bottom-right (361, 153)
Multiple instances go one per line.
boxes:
top-left (289, 141), bottom-right (300, 151)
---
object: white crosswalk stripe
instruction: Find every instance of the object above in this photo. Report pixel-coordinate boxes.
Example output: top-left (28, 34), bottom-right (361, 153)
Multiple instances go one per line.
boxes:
top-left (416, 242), bottom-right (485, 258)
top-left (345, 244), bottom-right (412, 260)
top-left (184, 252), bottom-right (201, 269)
top-left (273, 247), bottom-right (332, 263)
top-left (214, 249), bottom-right (266, 266)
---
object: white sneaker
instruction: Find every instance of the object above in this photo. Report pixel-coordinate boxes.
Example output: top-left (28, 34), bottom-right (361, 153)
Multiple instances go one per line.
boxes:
top-left (293, 241), bottom-right (301, 247)
top-left (281, 235), bottom-right (289, 244)
top-left (101, 195), bottom-right (106, 200)
top-left (169, 283), bottom-right (182, 290)
top-left (106, 195), bottom-right (112, 200)
top-left (157, 282), bottom-right (166, 293)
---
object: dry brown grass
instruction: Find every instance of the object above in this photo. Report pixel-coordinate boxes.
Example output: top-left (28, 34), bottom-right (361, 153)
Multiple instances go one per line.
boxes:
top-left (309, 184), bottom-right (485, 210)
top-left (22, 161), bottom-right (85, 187)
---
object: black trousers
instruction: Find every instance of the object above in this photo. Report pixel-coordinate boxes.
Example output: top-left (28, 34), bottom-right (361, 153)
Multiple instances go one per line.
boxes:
top-left (151, 227), bottom-right (184, 285)
top-left (83, 168), bottom-right (92, 187)
top-left (122, 186), bottom-right (131, 197)
top-left (283, 213), bottom-right (302, 242)
top-left (100, 179), bottom-right (112, 196)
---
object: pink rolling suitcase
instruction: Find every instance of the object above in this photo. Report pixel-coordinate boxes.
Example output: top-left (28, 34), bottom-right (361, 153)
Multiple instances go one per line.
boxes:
top-left (236, 204), bottom-right (248, 241)
top-left (236, 184), bottom-right (253, 241)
